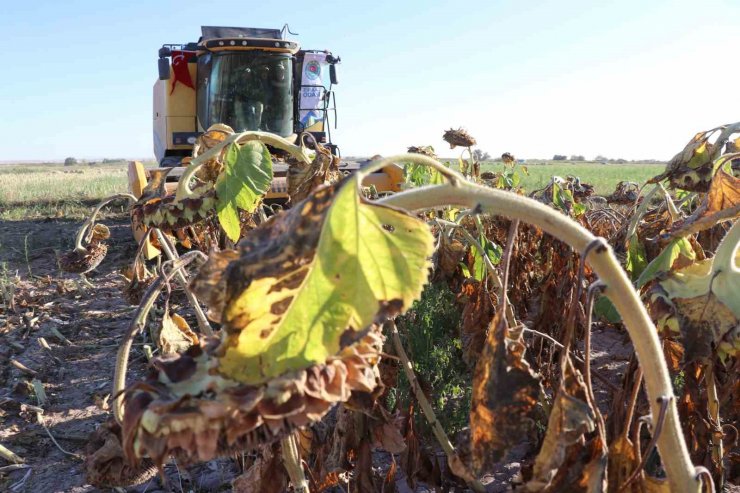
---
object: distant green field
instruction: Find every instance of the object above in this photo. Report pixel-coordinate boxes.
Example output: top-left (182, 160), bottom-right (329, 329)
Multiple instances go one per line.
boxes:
top-left (0, 159), bottom-right (666, 221)
top-left (0, 162), bottom-right (154, 220)
top-left (479, 161), bottom-right (665, 195)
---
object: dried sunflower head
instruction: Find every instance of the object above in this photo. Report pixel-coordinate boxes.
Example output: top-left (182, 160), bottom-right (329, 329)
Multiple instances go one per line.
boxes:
top-left (90, 223), bottom-right (111, 242)
top-left (59, 243), bottom-right (108, 274)
top-left (120, 327), bottom-right (385, 469)
top-left (407, 145), bottom-right (438, 159)
top-left (193, 124), bottom-right (235, 183)
top-left (443, 128), bottom-right (477, 149)
top-left (59, 224), bottom-right (110, 274)
top-left (131, 189), bottom-right (217, 232)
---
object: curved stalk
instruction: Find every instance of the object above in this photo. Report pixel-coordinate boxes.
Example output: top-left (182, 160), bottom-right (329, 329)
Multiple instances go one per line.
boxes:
top-left (359, 153), bottom-right (465, 186)
top-left (113, 275), bottom-right (164, 423)
top-left (73, 193), bottom-right (137, 252)
top-left (112, 251), bottom-right (205, 423)
top-left (710, 123), bottom-right (740, 161)
top-left (713, 219), bottom-right (740, 274)
top-left (175, 131), bottom-right (312, 202)
top-left (704, 363), bottom-right (724, 485)
top-left (625, 185), bottom-right (661, 243)
top-left (658, 183), bottom-right (681, 223)
top-left (153, 229), bottom-right (212, 336)
top-left (374, 162), bottom-right (699, 492)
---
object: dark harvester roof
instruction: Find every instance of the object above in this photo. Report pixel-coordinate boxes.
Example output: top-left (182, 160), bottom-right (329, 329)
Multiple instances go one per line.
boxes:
top-left (200, 26), bottom-right (283, 42)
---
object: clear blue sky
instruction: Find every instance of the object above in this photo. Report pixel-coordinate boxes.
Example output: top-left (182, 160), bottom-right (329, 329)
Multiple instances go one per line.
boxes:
top-left (1, 0), bottom-right (738, 162)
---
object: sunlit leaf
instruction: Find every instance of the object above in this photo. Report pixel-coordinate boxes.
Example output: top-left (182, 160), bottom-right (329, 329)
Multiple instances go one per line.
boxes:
top-left (199, 175), bottom-right (435, 384)
top-left (636, 238), bottom-right (695, 288)
top-left (155, 310), bottom-right (199, 355)
top-left (657, 222), bottom-right (740, 362)
top-left (649, 124), bottom-right (739, 192)
top-left (215, 141), bottom-right (273, 241)
top-left (552, 181), bottom-right (586, 217)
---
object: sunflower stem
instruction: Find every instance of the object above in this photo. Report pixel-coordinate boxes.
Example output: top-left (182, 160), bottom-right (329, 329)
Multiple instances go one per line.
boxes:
top-left (705, 362), bottom-right (724, 485)
top-left (112, 252), bottom-right (205, 423)
top-left (280, 434), bottom-right (309, 492)
top-left (712, 219), bottom-right (740, 276)
top-left (387, 320), bottom-right (485, 492)
top-left (73, 193), bottom-right (137, 253)
top-left (153, 229), bottom-right (213, 336)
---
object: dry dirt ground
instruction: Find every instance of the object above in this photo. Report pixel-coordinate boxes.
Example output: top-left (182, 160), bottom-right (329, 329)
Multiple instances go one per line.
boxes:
top-left (0, 215), bottom-right (635, 493)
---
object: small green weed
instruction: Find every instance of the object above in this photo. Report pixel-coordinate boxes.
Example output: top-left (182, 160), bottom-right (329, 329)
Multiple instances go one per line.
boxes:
top-left (390, 282), bottom-right (471, 434)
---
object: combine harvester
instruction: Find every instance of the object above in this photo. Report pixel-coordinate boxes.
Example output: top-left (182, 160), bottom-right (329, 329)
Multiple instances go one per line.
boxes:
top-left (128, 25), bottom-right (403, 243)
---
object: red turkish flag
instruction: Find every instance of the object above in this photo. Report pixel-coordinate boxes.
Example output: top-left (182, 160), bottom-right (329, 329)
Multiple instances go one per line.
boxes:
top-left (170, 50), bottom-right (196, 94)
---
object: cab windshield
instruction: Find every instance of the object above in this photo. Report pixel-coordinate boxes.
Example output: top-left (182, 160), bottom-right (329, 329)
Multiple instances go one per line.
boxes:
top-left (205, 52), bottom-right (293, 136)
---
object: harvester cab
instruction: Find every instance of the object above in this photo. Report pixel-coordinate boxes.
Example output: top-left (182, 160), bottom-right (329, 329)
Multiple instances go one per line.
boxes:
top-left (128, 25), bottom-right (402, 204)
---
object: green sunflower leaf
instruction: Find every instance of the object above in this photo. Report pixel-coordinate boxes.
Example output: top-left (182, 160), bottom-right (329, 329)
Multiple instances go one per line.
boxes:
top-left (215, 141), bottom-right (273, 241)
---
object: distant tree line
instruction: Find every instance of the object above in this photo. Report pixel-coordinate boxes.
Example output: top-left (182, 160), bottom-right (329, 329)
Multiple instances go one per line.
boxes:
top-left (64, 157), bottom-right (125, 166)
top-left (548, 154), bottom-right (665, 164)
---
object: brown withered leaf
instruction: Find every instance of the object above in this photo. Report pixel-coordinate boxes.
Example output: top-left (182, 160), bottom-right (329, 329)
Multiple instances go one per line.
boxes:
top-left (434, 233), bottom-right (466, 282)
top-left (607, 434), bottom-right (639, 493)
top-left (315, 472), bottom-right (341, 492)
top-left (666, 169), bottom-right (740, 237)
top-left (579, 440), bottom-right (608, 493)
top-left (607, 434), bottom-right (670, 492)
top-left (155, 311), bottom-right (199, 356)
top-left (662, 338), bottom-right (684, 372)
top-left (706, 168), bottom-right (740, 211)
top-left (458, 280), bottom-right (495, 366)
top-left (287, 145), bottom-right (342, 203)
top-left (231, 442), bottom-right (288, 493)
top-left (470, 311), bottom-right (541, 475)
top-left (325, 405), bottom-right (356, 473)
top-left (372, 420), bottom-right (406, 454)
top-left (401, 405), bottom-right (435, 488)
top-left (384, 458), bottom-right (398, 492)
top-left (84, 419), bottom-right (157, 488)
top-left (525, 359), bottom-right (596, 492)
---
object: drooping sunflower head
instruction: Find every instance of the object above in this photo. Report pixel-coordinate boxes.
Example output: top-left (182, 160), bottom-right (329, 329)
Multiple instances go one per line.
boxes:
top-left (443, 127), bottom-right (477, 149)
top-left (407, 145), bottom-right (438, 159)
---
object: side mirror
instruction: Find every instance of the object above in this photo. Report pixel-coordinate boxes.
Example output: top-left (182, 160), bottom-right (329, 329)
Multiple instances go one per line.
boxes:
top-left (329, 64), bottom-right (338, 85)
top-left (158, 58), bottom-right (171, 80)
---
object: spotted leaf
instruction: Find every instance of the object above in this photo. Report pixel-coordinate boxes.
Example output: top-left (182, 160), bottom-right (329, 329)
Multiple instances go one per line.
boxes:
top-left (193, 174), bottom-right (434, 385)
